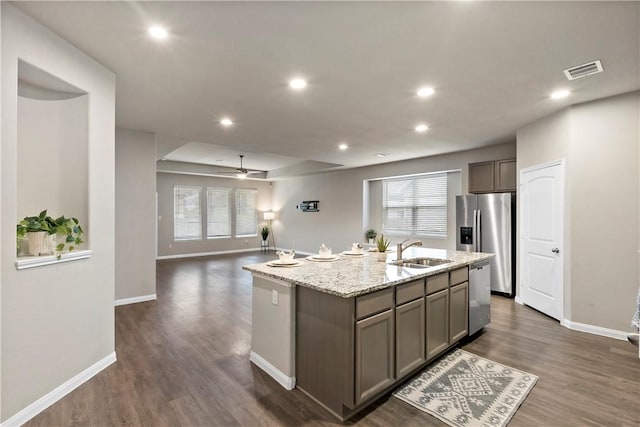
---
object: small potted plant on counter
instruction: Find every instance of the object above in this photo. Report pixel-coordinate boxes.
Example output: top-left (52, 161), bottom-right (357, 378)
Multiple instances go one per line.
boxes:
top-left (365, 228), bottom-right (377, 244)
top-left (375, 233), bottom-right (390, 261)
top-left (16, 210), bottom-right (84, 258)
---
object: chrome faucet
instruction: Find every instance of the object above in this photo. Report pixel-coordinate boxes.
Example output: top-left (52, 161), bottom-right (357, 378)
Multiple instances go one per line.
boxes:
top-left (396, 238), bottom-right (423, 261)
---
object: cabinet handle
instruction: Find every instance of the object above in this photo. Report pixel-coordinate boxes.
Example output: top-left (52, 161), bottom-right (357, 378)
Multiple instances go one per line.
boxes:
top-left (551, 248), bottom-right (560, 254)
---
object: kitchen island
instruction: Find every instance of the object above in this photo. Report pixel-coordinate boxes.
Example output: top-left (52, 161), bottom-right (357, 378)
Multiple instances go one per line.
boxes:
top-left (243, 247), bottom-right (492, 421)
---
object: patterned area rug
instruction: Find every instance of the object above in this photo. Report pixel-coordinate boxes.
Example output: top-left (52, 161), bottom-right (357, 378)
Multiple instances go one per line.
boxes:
top-left (394, 349), bottom-right (537, 427)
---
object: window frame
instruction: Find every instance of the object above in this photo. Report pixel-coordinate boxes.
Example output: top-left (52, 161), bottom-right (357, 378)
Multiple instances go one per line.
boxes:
top-left (173, 185), bottom-right (203, 241)
top-left (206, 187), bottom-right (232, 239)
top-left (382, 173), bottom-right (448, 239)
top-left (234, 188), bottom-right (258, 238)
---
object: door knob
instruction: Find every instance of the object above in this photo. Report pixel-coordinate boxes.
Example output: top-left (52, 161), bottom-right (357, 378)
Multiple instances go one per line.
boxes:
top-left (551, 248), bottom-right (560, 254)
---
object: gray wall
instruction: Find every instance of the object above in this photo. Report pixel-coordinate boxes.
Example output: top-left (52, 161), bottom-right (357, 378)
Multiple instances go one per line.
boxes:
top-left (17, 94), bottom-right (88, 237)
top-left (115, 128), bottom-right (157, 301)
top-left (272, 142), bottom-right (515, 254)
top-left (517, 91), bottom-right (639, 332)
top-left (1, 4), bottom-right (115, 421)
top-left (157, 172), bottom-right (273, 257)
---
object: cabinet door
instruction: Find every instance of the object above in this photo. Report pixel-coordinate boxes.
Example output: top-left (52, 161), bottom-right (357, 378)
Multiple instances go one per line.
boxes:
top-left (426, 289), bottom-right (449, 360)
top-left (396, 298), bottom-right (426, 379)
top-left (355, 309), bottom-right (394, 404)
top-left (449, 282), bottom-right (469, 344)
top-left (468, 161), bottom-right (495, 193)
top-left (495, 159), bottom-right (516, 192)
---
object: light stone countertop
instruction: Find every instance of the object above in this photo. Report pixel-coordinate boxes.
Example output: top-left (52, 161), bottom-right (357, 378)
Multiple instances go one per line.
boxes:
top-left (243, 247), bottom-right (493, 298)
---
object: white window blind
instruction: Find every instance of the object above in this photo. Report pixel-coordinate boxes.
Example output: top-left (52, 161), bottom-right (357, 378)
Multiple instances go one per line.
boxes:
top-left (207, 187), bottom-right (231, 238)
top-left (382, 173), bottom-right (448, 238)
top-left (174, 186), bottom-right (202, 240)
top-left (235, 189), bottom-right (258, 236)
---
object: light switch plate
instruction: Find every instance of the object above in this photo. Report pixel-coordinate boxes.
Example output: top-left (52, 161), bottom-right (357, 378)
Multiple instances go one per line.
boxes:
top-left (272, 289), bottom-right (278, 305)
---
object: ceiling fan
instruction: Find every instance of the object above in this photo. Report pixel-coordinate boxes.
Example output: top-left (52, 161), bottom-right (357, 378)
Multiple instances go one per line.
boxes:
top-left (215, 155), bottom-right (262, 179)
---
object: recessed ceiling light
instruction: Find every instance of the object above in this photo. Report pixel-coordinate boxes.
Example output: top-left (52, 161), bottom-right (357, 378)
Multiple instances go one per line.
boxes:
top-left (289, 78), bottom-right (307, 90)
top-left (338, 143), bottom-right (349, 150)
top-left (220, 118), bottom-right (233, 127)
top-left (376, 153), bottom-right (390, 158)
top-left (550, 90), bottom-right (571, 99)
top-left (415, 123), bottom-right (429, 133)
top-left (148, 26), bottom-right (168, 40)
top-left (417, 87), bottom-right (435, 98)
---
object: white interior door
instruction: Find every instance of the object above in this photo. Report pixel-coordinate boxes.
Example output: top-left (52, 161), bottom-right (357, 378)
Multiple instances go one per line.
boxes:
top-left (520, 161), bottom-right (564, 320)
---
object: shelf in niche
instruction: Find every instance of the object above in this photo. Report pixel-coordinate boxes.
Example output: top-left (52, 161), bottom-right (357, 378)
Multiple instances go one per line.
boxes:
top-left (15, 250), bottom-right (92, 270)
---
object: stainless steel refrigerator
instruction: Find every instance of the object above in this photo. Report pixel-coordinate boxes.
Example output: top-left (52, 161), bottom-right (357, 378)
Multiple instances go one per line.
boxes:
top-left (456, 193), bottom-right (515, 296)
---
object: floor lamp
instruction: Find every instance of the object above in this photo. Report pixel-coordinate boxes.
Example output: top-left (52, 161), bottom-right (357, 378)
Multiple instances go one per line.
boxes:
top-left (264, 211), bottom-right (275, 251)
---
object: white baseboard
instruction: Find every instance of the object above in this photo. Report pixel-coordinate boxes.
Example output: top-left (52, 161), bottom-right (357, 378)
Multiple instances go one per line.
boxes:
top-left (562, 319), bottom-right (628, 341)
top-left (1, 352), bottom-right (117, 427)
top-left (249, 351), bottom-right (295, 390)
top-left (156, 247), bottom-right (261, 260)
top-left (514, 297), bottom-right (626, 341)
top-left (114, 294), bottom-right (157, 307)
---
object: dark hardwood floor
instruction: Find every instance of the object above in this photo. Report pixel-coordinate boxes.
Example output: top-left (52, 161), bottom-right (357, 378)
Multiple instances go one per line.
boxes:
top-left (27, 253), bottom-right (639, 426)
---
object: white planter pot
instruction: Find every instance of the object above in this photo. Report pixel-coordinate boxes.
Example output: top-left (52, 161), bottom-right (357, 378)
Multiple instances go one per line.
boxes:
top-left (376, 252), bottom-right (388, 262)
top-left (27, 231), bottom-right (55, 256)
top-left (368, 238), bottom-right (375, 244)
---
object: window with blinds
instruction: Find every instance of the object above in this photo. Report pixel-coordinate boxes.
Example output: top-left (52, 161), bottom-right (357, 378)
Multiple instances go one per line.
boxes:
top-left (207, 187), bottom-right (231, 238)
top-left (382, 173), bottom-right (448, 238)
top-left (174, 186), bottom-right (202, 240)
top-left (235, 189), bottom-right (258, 237)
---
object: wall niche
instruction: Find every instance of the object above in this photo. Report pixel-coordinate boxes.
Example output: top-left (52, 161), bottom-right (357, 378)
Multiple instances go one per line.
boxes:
top-left (16, 59), bottom-right (89, 265)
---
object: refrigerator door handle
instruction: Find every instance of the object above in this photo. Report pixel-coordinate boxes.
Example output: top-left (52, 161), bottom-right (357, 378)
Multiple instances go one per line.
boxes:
top-left (477, 209), bottom-right (482, 252)
top-left (473, 209), bottom-right (478, 252)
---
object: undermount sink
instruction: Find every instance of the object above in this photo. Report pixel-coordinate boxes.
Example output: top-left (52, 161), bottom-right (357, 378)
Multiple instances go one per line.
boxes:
top-left (388, 257), bottom-right (454, 269)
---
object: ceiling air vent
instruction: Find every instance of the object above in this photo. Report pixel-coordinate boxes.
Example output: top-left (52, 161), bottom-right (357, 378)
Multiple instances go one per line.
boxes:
top-left (563, 60), bottom-right (603, 80)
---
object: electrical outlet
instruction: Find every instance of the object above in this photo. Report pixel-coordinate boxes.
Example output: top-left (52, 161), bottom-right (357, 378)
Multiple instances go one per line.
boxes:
top-left (169, 243), bottom-right (172, 249)
top-left (272, 289), bottom-right (278, 306)
top-left (245, 239), bottom-right (248, 244)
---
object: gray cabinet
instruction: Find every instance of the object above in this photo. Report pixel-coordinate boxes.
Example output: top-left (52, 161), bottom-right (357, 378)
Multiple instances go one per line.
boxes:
top-left (495, 159), bottom-right (516, 192)
top-left (468, 161), bottom-right (495, 193)
top-left (355, 309), bottom-right (395, 404)
top-left (296, 268), bottom-right (472, 420)
top-left (469, 158), bottom-right (516, 193)
top-left (426, 289), bottom-right (449, 360)
top-left (449, 282), bottom-right (469, 343)
top-left (395, 298), bottom-right (426, 379)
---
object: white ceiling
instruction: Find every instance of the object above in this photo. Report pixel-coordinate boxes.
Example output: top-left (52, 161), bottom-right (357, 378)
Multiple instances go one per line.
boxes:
top-left (14, 1), bottom-right (640, 174)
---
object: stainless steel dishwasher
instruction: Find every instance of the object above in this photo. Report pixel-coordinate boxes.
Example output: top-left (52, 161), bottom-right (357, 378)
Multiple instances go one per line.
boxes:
top-left (469, 260), bottom-right (491, 335)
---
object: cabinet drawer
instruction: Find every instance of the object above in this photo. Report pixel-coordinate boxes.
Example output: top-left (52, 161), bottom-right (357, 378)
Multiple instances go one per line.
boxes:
top-left (426, 272), bottom-right (448, 295)
top-left (450, 267), bottom-right (469, 286)
top-left (356, 288), bottom-right (394, 320)
top-left (396, 279), bottom-right (424, 305)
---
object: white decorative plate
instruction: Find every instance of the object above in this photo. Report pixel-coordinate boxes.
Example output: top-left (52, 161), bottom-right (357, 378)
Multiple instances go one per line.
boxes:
top-left (267, 259), bottom-right (300, 267)
top-left (267, 260), bottom-right (301, 267)
top-left (306, 255), bottom-right (340, 262)
top-left (340, 251), bottom-right (366, 257)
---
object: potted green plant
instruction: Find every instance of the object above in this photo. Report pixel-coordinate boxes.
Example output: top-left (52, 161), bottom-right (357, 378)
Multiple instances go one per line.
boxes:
top-left (365, 228), bottom-right (377, 244)
top-left (17, 210), bottom-right (84, 258)
top-left (260, 225), bottom-right (270, 242)
top-left (375, 233), bottom-right (390, 261)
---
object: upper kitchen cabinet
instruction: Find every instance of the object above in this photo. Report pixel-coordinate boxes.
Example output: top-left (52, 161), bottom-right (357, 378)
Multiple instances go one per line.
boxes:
top-left (468, 158), bottom-right (516, 193)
